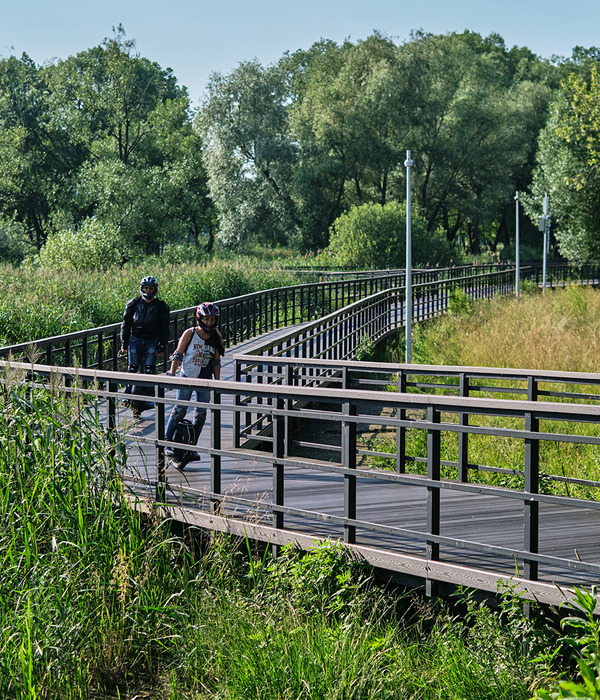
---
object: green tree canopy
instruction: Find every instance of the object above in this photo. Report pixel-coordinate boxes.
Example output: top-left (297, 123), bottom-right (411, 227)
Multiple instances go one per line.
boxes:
top-left (0, 26), bottom-right (212, 257)
top-left (529, 61), bottom-right (600, 259)
top-left (321, 201), bottom-right (458, 268)
top-left (198, 60), bottom-right (301, 248)
top-left (199, 30), bottom-right (555, 256)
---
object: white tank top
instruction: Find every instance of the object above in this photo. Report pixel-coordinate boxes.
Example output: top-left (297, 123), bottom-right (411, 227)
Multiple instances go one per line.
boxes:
top-left (179, 329), bottom-right (218, 379)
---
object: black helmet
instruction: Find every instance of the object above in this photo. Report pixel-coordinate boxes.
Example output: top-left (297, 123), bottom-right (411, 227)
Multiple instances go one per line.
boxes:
top-left (140, 275), bottom-right (158, 300)
top-left (196, 302), bottom-right (219, 335)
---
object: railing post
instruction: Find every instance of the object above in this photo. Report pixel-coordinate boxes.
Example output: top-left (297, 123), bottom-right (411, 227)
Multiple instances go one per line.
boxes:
top-left (211, 389), bottom-right (222, 513)
top-left (112, 329), bottom-right (119, 370)
top-left (426, 405), bottom-right (441, 597)
top-left (108, 380), bottom-right (118, 462)
top-left (458, 374), bottom-right (469, 482)
top-left (524, 377), bottom-right (539, 584)
top-left (82, 336), bottom-right (89, 369)
top-left (155, 382), bottom-right (166, 503)
top-left (97, 332), bottom-right (104, 371)
top-left (342, 399), bottom-right (357, 544)
top-left (233, 360), bottom-right (242, 448)
top-left (272, 395), bottom-right (285, 556)
top-left (285, 364), bottom-right (294, 456)
top-left (396, 371), bottom-right (407, 473)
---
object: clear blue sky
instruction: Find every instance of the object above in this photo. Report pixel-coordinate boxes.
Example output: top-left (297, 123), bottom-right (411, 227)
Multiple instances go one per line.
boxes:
top-left (2, 0), bottom-right (599, 107)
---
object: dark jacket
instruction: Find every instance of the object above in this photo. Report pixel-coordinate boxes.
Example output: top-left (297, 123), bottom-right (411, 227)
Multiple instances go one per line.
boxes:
top-left (121, 296), bottom-right (170, 351)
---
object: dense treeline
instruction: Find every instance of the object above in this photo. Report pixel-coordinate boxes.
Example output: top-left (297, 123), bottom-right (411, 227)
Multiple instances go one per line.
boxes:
top-left (1, 26), bottom-right (600, 266)
top-left (0, 26), bottom-right (214, 263)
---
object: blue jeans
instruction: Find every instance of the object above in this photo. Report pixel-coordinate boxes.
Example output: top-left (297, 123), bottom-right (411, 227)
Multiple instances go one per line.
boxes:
top-left (127, 336), bottom-right (159, 373)
top-left (164, 386), bottom-right (209, 444)
top-left (125, 337), bottom-right (159, 409)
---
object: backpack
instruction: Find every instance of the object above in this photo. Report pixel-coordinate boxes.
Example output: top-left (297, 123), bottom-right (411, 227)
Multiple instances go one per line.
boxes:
top-left (172, 419), bottom-right (196, 462)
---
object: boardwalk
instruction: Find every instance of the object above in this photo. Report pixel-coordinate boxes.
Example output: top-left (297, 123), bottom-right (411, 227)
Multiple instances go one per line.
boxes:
top-left (116, 323), bottom-right (600, 605)
top-left (4, 263), bottom-right (600, 607)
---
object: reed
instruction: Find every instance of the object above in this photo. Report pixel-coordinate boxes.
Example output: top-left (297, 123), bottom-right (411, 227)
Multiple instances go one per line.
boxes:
top-left (0, 259), bottom-right (300, 345)
top-left (413, 285), bottom-right (600, 373)
top-left (0, 378), bottom-right (553, 697)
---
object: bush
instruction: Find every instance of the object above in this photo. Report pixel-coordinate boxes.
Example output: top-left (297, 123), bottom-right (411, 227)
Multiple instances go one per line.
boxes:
top-left (35, 219), bottom-right (129, 271)
top-left (320, 201), bottom-right (460, 269)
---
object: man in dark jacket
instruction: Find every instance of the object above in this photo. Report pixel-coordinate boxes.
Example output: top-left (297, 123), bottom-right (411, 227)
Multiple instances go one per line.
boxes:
top-left (120, 275), bottom-right (170, 417)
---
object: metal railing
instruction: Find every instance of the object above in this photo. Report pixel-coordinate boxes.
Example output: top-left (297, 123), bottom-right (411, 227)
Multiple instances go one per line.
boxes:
top-left (3, 260), bottom-right (600, 606)
top-left (0, 269), bottom-right (411, 369)
top-left (234, 268), bottom-right (517, 362)
top-left (3, 260), bottom-right (593, 372)
top-left (5, 359), bottom-right (600, 608)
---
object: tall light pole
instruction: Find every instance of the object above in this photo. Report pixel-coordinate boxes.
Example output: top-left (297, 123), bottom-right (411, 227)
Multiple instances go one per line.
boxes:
top-left (538, 193), bottom-right (550, 293)
top-left (515, 191), bottom-right (520, 298)
top-left (405, 150), bottom-right (414, 363)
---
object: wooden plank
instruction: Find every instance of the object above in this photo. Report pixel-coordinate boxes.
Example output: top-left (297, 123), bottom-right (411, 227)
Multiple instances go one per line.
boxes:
top-left (126, 494), bottom-right (588, 610)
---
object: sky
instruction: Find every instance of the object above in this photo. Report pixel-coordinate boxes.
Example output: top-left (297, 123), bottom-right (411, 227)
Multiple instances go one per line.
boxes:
top-left (2, 0), bottom-right (600, 107)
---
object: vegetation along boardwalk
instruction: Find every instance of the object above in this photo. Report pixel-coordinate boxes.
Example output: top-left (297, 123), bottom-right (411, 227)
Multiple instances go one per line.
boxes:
top-left (3, 262), bottom-right (600, 611)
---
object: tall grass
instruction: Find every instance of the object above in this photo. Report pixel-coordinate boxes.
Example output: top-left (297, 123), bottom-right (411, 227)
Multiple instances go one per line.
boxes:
top-left (412, 284), bottom-right (600, 372)
top-left (0, 259), bottom-right (300, 345)
top-left (0, 373), bottom-right (557, 698)
top-left (364, 286), bottom-right (600, 495)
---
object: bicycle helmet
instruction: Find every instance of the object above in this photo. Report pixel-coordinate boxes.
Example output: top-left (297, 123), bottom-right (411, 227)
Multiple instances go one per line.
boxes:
top-left (140, 275), bottom-right (158, 300)
top-left (196, 302), bottom-right (220, 335)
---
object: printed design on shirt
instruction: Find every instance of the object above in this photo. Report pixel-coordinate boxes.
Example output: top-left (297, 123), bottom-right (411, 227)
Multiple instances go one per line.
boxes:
top-left (190, 338), bottom-right (212, 368)
top-left (180, 332), bottom-right (218, 379)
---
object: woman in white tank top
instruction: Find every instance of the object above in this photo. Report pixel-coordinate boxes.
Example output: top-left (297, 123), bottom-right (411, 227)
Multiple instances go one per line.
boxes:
top-left (163, 302), bottom-right (225, 468)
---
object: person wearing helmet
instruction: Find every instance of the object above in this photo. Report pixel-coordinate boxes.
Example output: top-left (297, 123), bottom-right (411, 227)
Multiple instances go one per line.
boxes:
top-left (163, 302), bottom-right (225, 469)
top-left (120, 275), bottom-right (171, 418)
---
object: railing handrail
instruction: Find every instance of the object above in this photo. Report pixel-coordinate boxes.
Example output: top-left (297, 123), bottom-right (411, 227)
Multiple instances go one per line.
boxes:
top-left (234, 354), bottom-right (600, 385)
top-left (2, 260), bottom-right (597, 369)
top-left (5, 357), bottom-right (600, 608)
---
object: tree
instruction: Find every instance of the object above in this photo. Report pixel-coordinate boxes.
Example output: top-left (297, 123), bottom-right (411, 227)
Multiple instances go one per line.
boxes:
top-left (43, 26), bottom-right (210, 254)
top-left (321, 201), bottom-right (458, 268)
top-left (397, 31), bottom-right (551, 253)
top-left (529, 64), bottom-right (600, 259)
top-left (289, 34), bottom-right (414, 249)
top-left (0, 54), bottom-right (71, 247)
top-left (201, 31), bottom-right (554, 256)
top-left (198, 60), bottom-right (300, 248)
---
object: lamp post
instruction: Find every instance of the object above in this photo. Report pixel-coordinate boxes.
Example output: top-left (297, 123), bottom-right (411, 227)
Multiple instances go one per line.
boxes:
top-left (405, 150), bottom-right (414, 363)
top-left (515, 191), bottom-right (520, 298)
top-left (538, 193), bottom-right (550, 293)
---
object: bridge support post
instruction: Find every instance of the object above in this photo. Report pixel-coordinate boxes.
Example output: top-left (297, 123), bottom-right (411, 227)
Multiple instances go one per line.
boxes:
top-left (426, 406), bottom-right (441, 597)
top-left (343, 400), bottom-right (357, 544)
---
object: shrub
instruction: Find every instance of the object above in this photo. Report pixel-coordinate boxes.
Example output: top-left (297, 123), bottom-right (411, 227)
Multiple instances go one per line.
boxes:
top-left (321, 201), bottom-right (460, 269)
top-left (0, 218), bottom-right (33, 263)
top-left (35, 219), bottom-right (128, 271)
